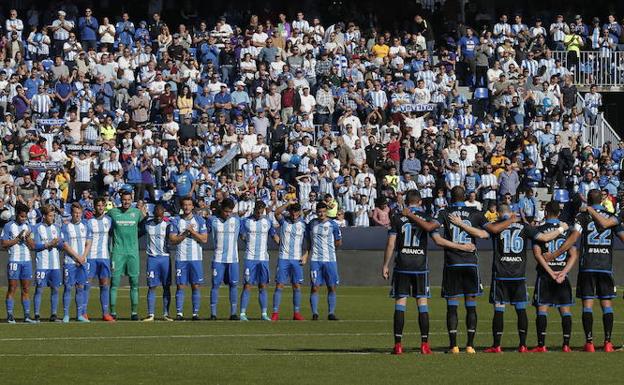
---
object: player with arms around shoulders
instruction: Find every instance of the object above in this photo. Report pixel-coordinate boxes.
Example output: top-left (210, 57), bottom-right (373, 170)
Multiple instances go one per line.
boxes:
top-left (544, 189), bottom-right (623, 352)
top-left (383, 190), bottom-right (475, 355)
top-left (482, 204), bottom-right (568, 353)
top-left (85, 197), bottom-right (114, 321)
top-left (239, 201), bottom-right (275, 321)
top-left (31, 205), bottom-right (65, 322)
top-left (61, 203), bottom-right (93, 323)
top-left (208, 198), bottom-right (242, 320)
top-left (168, 197), bottom-right (208, 321)
top-left (430, 185), bottom-right (490, 354)
top-left (142, 204), bottom-right (174, 322)
top-left (271, 201), bottom-right (308, 321)
top-left (531, 201), bottom-right (579, 353)
top-left (308, 202), bottom-right (342, 321)
top-left (1, 202), bottom-right (36, 323)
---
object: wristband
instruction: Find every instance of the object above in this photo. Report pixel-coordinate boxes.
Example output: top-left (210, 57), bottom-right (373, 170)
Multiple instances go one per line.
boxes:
top-left (557, 226), bottom-right (564, 234)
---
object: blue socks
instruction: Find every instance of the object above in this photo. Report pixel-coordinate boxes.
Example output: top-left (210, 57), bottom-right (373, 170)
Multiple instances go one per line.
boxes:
top-left (100, 285), bottom-right (110, 315)
top-left (83, 282), bottom-right (90, 314)
top-left (163, 286), bottom-right (171, 315)
top-left (240, 289), bottom-right (250, 314)
top-left (34, 287), bottom-right (43, 316)
top-left (75, 286), bottom-right (84, 315)
top-left (293, 288), bottom-right (301, 312)
top-left (328, 290), bottom-right (337, 315)
top-left (192, 287), bottom-right (201, 315)
top-left (229, 286), bottom-right (238, 315)
top-left (63, 285), bottom-right (71, 316)
top-left (259, 288), bottom-right (267, 314)
top-left (176, 287), bottom-right (184, 314)
top-left (6, 298), bottom-right (13, 316)
top-left (51, 287), bottom-right (59, 315)
top-left (210, 286), bottom-right (219, 316)
top-left (147, 287), bottom-right (156, 316)
top-left (22, 298), bottom-right (30, 319)
top-left (310, 290), bottom-right (319, 315)
top-left (273, 287), bottom-right (283, 312)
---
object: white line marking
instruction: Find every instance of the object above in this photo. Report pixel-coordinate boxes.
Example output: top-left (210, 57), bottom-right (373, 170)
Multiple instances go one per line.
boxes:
top-left (0, 352), bottom-right (377, 357)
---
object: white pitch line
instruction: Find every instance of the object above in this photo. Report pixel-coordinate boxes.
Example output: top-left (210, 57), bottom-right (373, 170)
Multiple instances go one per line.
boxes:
top-left (0, 352), bottom-right (377, 357)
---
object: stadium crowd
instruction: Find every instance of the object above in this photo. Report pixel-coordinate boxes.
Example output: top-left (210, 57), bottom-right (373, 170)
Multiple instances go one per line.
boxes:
top-left (0, 5), bottom-right (622, 228)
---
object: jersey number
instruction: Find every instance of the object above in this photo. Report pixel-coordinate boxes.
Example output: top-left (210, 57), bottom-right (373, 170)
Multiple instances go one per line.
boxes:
top-left (501, 229), bottom-right (524, 253)
top-left (587, 222), bottom-right (611, 246)
top-left (401, 223), bottom-right (422, 247)
top-left (547, 238), bottom-right (566, 261)
top-left (451, 220), bottom-right (472, 243)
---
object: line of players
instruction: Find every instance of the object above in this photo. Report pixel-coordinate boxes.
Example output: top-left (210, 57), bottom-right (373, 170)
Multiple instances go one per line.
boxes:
top-left (383, 186), bottom-right (622, 354)
top-left (1, 194), bottom-right (343, 323)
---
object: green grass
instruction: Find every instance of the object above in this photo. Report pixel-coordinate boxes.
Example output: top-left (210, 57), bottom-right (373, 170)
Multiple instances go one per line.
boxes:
top-left (0, 286), bottom-right (622, 384)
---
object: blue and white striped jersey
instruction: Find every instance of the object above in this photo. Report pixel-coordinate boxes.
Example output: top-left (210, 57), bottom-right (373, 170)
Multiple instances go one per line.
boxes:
top-left (1, 221), bottom-right (32, 262)
top-left (61, 221), bottom-right (92, 265)
top-left (307, 218), bottom-right (342, 262)
top-left (33, 223), bottom-right (62, 270)
top-left (277, 218), bottom-right (307, 261)
top-left (170, 215), bottom-right (207, 261)
top-left (145, 219), bottom-right (170, 257)
top-left (207, 216), bottom-right (241, 263)
top-left (87, 215), bottom-right (112, 260)
top-left (240, 216), bottom-right (273, 261)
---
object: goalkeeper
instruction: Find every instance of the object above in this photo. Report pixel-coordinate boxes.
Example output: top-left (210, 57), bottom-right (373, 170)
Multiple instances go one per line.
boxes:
top-left (108, 190), bottom-right (146, 320)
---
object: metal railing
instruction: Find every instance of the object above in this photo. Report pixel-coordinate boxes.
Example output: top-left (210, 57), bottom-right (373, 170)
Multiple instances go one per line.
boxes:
top-left (576, 91), bottom-right (621, 148)
top-left (552, 50), bottom-right (624, 88)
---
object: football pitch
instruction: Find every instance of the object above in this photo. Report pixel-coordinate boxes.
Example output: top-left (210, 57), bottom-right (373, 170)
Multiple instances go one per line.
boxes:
top-left (0, 286), bottom-right (622, 384)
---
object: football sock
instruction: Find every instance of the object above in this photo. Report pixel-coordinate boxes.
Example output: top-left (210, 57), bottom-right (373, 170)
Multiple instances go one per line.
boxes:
top-left (63, 285), bottom-right (71, 316)
top-left (562, 312), bottom-right (572, 346)
top-left (240, 289), bottom-right (250, 314)
top-left (328, 290), bottom-right (337, 314)
top-left (272, 287), bottom-right (282, 313)
top-left (75, 286), bottom-right (83, 315)
top-left (603, 307), bottom-right (614, 342)
top-left (229, 285), bottom-right (238, 315)
top-left (515, 307), bottom-right (528, 347)
top-left (210, 286), bottom-right (219, 316)
top-left (83, 282), bottom-right (90, 313)
top-left (176, 287), bottom-right (184, 314)
top-left (259, 288), bottom-right (268, 314)
top-left (22, 297), bottom-right (30, 319)
top-left (147, 287), bottom-right (156, 316)
top-left (394, 304), bottom-right (406, 344)
top-left (418, 305), bottom-right (429, 342)
top-left (537, 311), bottom-right (548, 347)
top-left (34, 286), bottom-right (43, 316)
top-left (582, 307), bottom-right (593, 342)
top-left (192, 287), bottom-right (201, 315)
top-left (129, 276), bottom-right (139, 314)
top-left (446, 299), bottom-right (459, 347)
top-left (310, 290), bottom-right (319, 315)
top-left (292, 287), bottom-right (301, 312)
top-left (466, 301), bottom-right (477, 347)
top-left (50, 287), bottom-right (59, 315)
top-left (163, 285), bottom-right (171, 315)
top-left (100, 284), bottom-right (110, 315)
top-left (110, 275), bottom-right (121, 315)
top-left (493, 307), bottom-right (504, 347)
top-left (5, 297), bottom-right (13, 316)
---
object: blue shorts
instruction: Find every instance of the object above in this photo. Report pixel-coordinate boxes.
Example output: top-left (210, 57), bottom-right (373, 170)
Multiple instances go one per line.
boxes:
top-left (64, 263), bottom-right (88, 286)
top-left (35, 269), bottom-right (62, 288)
top-left (175, 260), bottom-right (204, 286)
top-left (147, 256), bottom-right (172, 287)
top-left (276, 259), bottom-right (304, 285)
top-left (212, 261), bottom-right (239, 287)
top-left (243, 260), bottom-right (269, 285)
top-left (310, 261), bottom-right (339, 287)
top-left (7, 262), bottom-right (33, 281)
top-left (87, 259), bottom-right (111, 280)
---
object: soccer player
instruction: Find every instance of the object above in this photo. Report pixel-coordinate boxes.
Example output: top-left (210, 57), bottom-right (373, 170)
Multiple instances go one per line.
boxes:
top-left (382, 190), bottom-right (475, 355)
top-left (1, 202), bottom-right (36, 323)
top-left (108, 190), bottom-right (145, 320)
top-left (61, 203), bottom-right (92, 323)
top-left (431, 186), bottom-right (489, 354)
top-left (543, 189), bottom-right (623, 352)
top-left (271, 201), bottom-right (307, 321)
top-left (308, 202), bottom-right (342, 320)
top-left (31, 205), bottom-right (64, 322)
top-left (239, 201), bottom-right (273, 321)
top-left (481, 205), bottom-right (567, 353)
top-left (208, 198), bottom-right (241, 320)
top-left (531, 201), bottom-right (579, 352)
top-left (169, 197), bottom-right (208, 320)
top-left (85, 197), bottom-right (114, 321)
top-left (142, 204), bottom-right (173, 321)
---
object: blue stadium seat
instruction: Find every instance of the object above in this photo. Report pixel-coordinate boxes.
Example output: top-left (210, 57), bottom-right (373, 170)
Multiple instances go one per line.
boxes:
top-left (146, 203), bottom-right (155, 217)
top-left (154, 189), bottom-right (164, 201)
top-left (552, 189), bottom-right (570, 203)
top-left (474, 88), bottom-right (488, 99)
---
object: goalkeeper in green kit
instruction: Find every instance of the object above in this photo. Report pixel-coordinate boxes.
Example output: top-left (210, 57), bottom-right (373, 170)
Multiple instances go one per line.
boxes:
top-left (108, 190), bottom-right (146, 320)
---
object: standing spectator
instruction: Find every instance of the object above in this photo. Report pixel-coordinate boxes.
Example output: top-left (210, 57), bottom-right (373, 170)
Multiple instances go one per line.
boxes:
top-left (116, 13), bottom-right (136, 47)
top-left (98, 17), bottom-right (116, 51)
top-left (498, 160), bottom-right (520, 199)
top-left (51, 11), bottom-right (74, 57)
top-left (78, 8), bottom-right (99, 51)
top-left (5, 9), bottom-right (24, 40)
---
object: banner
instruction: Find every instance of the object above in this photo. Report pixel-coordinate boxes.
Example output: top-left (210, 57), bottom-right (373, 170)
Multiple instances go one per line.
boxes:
top-left (36, 119), bottom-right (66, 126)
top-left (397, 103), bottom-right (435, 113)
top-left (209, 144), bottom-right (240, 173)
top-left (65, 145), bottom-right (102, 152)
top-left (24, 161), bottom-right (63, 170)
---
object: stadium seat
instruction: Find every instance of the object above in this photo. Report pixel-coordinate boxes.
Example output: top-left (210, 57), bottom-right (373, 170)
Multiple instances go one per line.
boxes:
top-left (552, 189), bottom-right (570, 203)
top-left (154, 189), bottom-right (164, 201)
top-left (146, 203), bottom-right (155, 216)
top-left (473, 88), bottom-right (488, 99)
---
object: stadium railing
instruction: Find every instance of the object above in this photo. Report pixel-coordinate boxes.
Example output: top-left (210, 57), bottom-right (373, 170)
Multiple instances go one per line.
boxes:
top-left (552, 50), bottom-right (624, 89)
